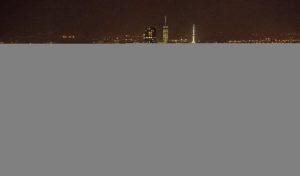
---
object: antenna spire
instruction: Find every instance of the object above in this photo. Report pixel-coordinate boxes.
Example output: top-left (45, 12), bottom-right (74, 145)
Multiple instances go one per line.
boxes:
top-left (192, 24), bottom-right (196, 43)
top-left (165, 16), bottom-right (167, 26)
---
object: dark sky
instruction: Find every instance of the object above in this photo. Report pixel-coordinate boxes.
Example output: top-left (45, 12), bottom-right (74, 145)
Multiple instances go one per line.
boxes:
top-left (1, 0), bottom-right (300, 39)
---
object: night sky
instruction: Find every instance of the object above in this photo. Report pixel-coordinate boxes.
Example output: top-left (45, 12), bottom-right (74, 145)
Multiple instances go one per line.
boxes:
top-left (1, 0), bottom-right (300, 39)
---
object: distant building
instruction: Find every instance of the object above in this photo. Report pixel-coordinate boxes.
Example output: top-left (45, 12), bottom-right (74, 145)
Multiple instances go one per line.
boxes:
top-left (144, 27), bottom-right (157, 43)
top-left (192, 24), bottom-right (196, 43)
top-left (163, 16), bottom-right (169, 43)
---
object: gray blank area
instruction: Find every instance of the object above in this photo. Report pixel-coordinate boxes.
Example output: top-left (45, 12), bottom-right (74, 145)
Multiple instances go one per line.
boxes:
top-left (0, 45), bottom-right (299, 176)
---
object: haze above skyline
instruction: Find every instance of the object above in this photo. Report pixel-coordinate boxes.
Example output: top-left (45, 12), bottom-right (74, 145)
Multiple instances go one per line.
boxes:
top-left (1, 0), bottom-right (300, 40)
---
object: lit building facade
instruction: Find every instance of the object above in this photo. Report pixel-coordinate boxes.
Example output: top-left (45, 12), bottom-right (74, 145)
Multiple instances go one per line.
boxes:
top-left (163, 16), bottom-right (169, 43)
top-left (144, 27), bottom-right (157, 43)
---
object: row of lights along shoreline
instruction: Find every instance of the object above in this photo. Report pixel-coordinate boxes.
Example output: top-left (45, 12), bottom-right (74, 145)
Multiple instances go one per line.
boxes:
top-left (143, 16), bottom-right (197, 44)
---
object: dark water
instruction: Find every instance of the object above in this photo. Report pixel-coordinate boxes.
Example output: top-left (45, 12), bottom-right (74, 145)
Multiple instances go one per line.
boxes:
top-left (0, 45), bottom-right (299, 176)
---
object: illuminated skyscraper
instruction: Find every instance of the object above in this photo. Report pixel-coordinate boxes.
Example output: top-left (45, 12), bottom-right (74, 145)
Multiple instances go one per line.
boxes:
top-left (192, 24), bottom-right (196, 43)
top-left (144, 27), bottom-right (157, 43)
top-left (163, 16), bottom-right (169, 43)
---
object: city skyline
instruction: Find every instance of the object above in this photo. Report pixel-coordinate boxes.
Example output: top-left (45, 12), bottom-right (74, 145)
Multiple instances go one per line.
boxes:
top-left (1, 0), bottom-right (300, 43)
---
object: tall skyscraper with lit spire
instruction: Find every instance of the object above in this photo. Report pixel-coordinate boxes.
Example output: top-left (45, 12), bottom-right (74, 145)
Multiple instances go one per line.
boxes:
top-left (163, 16), bottom-right (169, 43)
top-left (192, 24), bottom-right (196, 43)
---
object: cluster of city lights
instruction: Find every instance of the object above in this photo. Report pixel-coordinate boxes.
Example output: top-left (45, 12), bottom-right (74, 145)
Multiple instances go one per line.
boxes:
top-left (228, 38), bottom-right (300, 43)
top-left (62, 35), bottom-right (76, 39)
